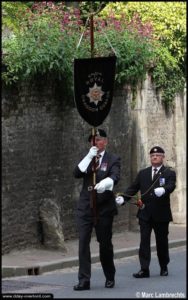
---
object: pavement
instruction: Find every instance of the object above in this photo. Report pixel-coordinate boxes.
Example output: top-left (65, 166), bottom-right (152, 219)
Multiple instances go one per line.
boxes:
top-left (2, 223), bottom-right (186, 278)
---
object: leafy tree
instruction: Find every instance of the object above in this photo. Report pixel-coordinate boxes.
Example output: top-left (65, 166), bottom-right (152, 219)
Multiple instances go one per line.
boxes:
top-left (2, 1), bottom-right (186, 108)
top-left (2, 1), bottom-right (30, 34)
top-left (100, 2), bottom-right (186, 72)
top-left (2, 2), bottom-right (82, 92)
top-left (2, 2), bottom-right (154, 85)
top-left (100, 1), bottom-right (186, 107)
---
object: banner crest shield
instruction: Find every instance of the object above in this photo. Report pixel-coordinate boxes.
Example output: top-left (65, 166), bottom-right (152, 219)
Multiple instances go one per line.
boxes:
top-left (74, 56), bottom-right (116, 127)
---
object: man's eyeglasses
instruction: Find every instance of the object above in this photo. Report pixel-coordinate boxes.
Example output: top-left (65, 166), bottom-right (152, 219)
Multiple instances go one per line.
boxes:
top-left (150, 154), bottom-right (164, 157)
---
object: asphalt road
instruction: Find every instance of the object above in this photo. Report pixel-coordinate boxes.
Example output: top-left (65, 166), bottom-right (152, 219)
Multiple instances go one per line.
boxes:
top-left (2, 246), bottom-right (186, 299)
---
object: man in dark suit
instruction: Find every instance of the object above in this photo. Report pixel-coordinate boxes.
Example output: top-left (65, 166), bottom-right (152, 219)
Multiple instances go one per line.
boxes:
top-left (116, 146), bottom-right (176, 278)
top-left (73, 129), bottom-right (121, 291)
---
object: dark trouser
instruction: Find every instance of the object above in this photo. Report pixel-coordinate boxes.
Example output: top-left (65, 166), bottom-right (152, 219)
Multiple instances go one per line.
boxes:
top-left (139, 218), bottom-right (170, 270)
top-left (77, 215), bottom-right (115, 283)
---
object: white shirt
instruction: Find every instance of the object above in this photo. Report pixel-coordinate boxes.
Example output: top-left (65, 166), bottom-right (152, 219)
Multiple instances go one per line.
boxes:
top-left (98, 150), bottom-right (105, 167)
top-left (152, 165), bottom-right (163, 180)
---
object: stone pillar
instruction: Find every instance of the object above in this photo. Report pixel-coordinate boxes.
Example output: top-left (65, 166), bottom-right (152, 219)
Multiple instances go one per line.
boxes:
top-left (171, 90), bottom-right (186, 223)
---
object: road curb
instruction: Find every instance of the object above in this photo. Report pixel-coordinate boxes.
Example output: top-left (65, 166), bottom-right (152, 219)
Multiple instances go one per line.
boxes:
top-left (2, 239), bottom-right (186, 278)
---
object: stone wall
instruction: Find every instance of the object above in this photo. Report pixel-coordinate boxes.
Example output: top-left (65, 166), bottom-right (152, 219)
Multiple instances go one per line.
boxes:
top-left (2, 75), bottom-right (186, 254)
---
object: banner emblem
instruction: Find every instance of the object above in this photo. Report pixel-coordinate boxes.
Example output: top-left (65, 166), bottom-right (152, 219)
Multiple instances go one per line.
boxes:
top-left (74, 56), bottom-right (116, 127)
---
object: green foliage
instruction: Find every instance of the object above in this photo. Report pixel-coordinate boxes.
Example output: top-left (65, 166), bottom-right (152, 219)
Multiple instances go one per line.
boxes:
top-left (3, 20), bottom-right (63, 83)
top-left (96, 30), bottom-right (155, 87)
top-left (101, 2), bottom-right (186, 72)
top-left (100, 1), bottom-right (186, 107)
top-left (151, 44), bottom-right (185, 108)
top-left (2, 2), bottom-right (154, 87)
top-left (2, 1), bottom-right (186, 108)
top-left (2, 1), bottom-right (29, 34)
top-left (78, 1), bottom-right (109, 19)
top-left (2, 3), bottom-right (81, 91)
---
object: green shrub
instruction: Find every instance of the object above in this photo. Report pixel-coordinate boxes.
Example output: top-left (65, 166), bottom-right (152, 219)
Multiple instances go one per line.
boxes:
top-left (151, 44), bottom-right (185, 108)
top-left (2, 2), bottom-right (185, 108)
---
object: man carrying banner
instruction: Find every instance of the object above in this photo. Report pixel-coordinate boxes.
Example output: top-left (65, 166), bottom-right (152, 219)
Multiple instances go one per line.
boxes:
top-left (73, 129), bottom-right (121, 290)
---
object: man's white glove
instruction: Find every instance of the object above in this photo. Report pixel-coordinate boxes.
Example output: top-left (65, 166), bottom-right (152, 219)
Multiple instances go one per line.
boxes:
top-left (115, 196), bottom-right (125, 205)
top-left (87, 146), bottom-right (98, 159)
top-left (154, 187), bottom-right (165, 197)
top-left (94, 177), bottom-right (114, 193)
top-left (78, 146), bottom-right (98, 172)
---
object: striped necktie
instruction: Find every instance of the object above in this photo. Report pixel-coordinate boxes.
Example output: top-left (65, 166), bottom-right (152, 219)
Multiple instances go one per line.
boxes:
top-left (92, 154), bottom-right (101, 171)
top-left (95, 154), bottom-right (101, 170)
top-left (153, 168), bottom-right (158, 181)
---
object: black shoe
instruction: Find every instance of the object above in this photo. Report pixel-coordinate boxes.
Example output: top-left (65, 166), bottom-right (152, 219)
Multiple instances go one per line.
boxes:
top-left (105, 280), bottom-right (115, 288)
top-left (160, 267), bottom-right (168, 276)
top-left (73, 282), bottom-right (90, 291)
top-left (133, 269), bottom-right (150, 278)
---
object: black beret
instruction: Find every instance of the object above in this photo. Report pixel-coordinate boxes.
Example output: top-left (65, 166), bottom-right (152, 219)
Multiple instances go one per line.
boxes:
top-left (88, 129), bottom-right (107, 142)
top-left (150, 146), bottom-right (165, 154)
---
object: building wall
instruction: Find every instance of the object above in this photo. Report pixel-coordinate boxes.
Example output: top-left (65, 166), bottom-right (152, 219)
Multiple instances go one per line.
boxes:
top-left (2, 75), bottom-right (186, 254)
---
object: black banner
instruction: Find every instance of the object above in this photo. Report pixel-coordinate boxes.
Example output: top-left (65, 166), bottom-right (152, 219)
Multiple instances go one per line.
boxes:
top-left (74, 56), bottom-right (116, 127)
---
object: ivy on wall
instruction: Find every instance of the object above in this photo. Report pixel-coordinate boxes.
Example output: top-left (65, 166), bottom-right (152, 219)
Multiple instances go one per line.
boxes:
top-left (2, 1), bottom-right (186, 109)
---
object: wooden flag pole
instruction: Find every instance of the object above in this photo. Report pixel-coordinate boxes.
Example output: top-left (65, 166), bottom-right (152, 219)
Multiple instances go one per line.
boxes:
top-left (89, 11), bottom-right (98, 225)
